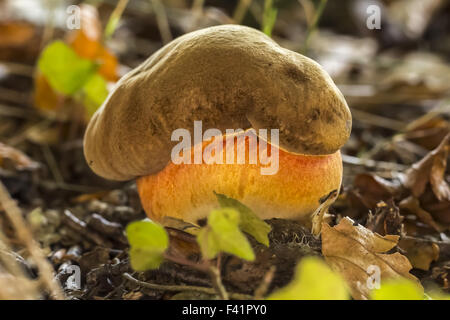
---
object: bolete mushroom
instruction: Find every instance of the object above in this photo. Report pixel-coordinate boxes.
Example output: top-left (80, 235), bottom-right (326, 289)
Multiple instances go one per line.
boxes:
top-left (84, 25), bottom-right (351, 227)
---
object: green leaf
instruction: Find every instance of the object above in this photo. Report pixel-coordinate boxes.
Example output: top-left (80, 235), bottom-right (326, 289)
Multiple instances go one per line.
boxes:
top-left (38, 41), bottom-right (96, 95)
top-left (215, 192), bottom-right (271, 246)
top-left (197, 208), bottom-right (255, 261)
top-left (82, 73), bottom-right (109, 116)
top-left (262, 0), bottom-right (278, 36)
top-left (267, 257), bottom-right (350, 300)
top-left (126, 220), bottom-right (169, 271)
top-left (370, 278), bottom-right (425, 300)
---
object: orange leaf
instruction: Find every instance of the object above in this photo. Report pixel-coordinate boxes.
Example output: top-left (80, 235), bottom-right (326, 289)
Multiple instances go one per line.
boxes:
top-left (66, 4), bottom-right (118, 82)
top-left (33, 72), bottom-right (64, 111)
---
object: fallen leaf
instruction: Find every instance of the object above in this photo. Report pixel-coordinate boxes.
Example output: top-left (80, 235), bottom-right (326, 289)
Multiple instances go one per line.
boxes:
top-left (0, 21), bottom-right (35, 46)
top-left (403, 133), bottom-right (450, 201)
top-left (399, 196), bottom-right (445, 232)
top-left (321, 217), bottom-right (421, 300)
top-left (353, 173), bottom-right (401, 208)
top-left (399, 238), bottom-right (439, 271)
top-left (0, 21), bottom-right (38, 61)
top-left (0, 142), bottom-right (40, 171)
top-left (365, 200), bottom-right (404, 236)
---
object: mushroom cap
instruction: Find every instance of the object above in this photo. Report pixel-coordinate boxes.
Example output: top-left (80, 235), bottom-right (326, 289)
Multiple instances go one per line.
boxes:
top-left (84, 24), bottom-right (351, 181)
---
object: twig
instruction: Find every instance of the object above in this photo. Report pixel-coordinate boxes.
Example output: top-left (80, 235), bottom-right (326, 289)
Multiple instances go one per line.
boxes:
top-left (351, 108), bottom-right (407, 131)
top-left (233, 0), bottom-right (252, 24)
top-left (0, 104), bottom-right (38, 119)
top-left (42, 144), bottom-right (65, 185)
top-left (342, 154), bottom-right (409, 171)
top-left (38, 180), bottom-right (104, 193)
top-left (149, 0), bottom-right (173, 44)
top-left (0, 181), bottom-right (64, 299)
top-left (104, 0), bottom-right (130, 40)
top-left (163, 251), bottom-right (208, 272)
top-left (122, 273), bottom-right (252, 300)
top-left (62, 210), bottom-right (112, 247)
top-left (406, 99), bottom-right (450, 132)
top-left (208, 266), bottom-right (229, 300)
top-left (311, 189), bottom-right (338, 236)
top-left (254, 266), bottom-right (276, 299)
top-left (7, 119), bottom-right (53, 147)
top-left (0, 87), bottom-right (31, 105)
top-left (163, 252), bottom-right (229, 299)
top-left (0, 61), bottom-right (35, 77)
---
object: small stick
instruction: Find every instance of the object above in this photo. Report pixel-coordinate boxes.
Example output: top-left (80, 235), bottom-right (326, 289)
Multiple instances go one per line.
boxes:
top-left (149, 0), bottom-right (173, 44)
top-left (342, 154), bottom-right (409, 171)
top-left (122, 273), bottom-right (252, 300)
top-left (233, 0), bottom-right (252, 24)
top-left (208, 266), bottom-right (229, 300)
top-left (254, 266), bottom-right (276, 299)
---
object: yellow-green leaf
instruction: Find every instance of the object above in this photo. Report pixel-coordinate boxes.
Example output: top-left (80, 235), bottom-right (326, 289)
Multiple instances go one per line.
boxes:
top-left (268, 257), bottom-right (350, 300)
top-left (38, 41), bottom-right (96, 95)
top-left (197, 208), bottom-right (255, 261)
top-left (370, 278), bottom-right (425, 300)
top-left (215, 192), bottom-right (271, 246)
top-left (126, 220), bottom-right (169, 271)
top-left (82, 73), bottom-right (109, 116)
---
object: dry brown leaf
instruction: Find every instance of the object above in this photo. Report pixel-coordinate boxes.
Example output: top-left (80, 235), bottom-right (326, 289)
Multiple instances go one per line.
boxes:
top-left (400, 196), bottom-right (445, 232)
top-left (399, 238), bottom-right (439, 271)
top-left (321, 217), bottom-right (421, 300)
top-left (353, 173), bottom-right (401, 208)
top-left (365, 200), bottom-right (404, 236)
top-left (403, 133), bottom-right (450, 201)
top-left (0, 22), bottom-right (35, 47)
top-left (0, 142), bottom-right (40, 172)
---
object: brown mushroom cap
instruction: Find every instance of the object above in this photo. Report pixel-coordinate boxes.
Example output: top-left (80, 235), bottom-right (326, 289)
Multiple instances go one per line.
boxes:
top-left (84, 24), bottom-right (351, 181)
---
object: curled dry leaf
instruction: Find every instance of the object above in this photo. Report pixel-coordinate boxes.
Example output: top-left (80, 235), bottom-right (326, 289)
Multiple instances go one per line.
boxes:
top-left (365, 200), bottom-right (404, 236)
top-left (403, 133), bottom-right (450, 201)
top-left (399, 196), bottom-right (445, 232)
top-left (321, 217), bottom-right (421, 300)
top-left (350, 173), bottom-right (401, 210)
top-left (398, 238), bottom-right (439, 271)
top-left (0, 142), bottom-right (40, 172)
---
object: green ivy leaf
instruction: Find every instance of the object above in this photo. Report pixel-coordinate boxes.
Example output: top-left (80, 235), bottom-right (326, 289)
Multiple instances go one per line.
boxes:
top-left (267, 257), bottom-right (350, 300)
top-left (38, 41), bottom-right (97, 95)
top-left (82, 73), bottom-right (109, 116)
top-left (197, 208), bottom-right (255, 261)
top-left (370, 278), bottom-right (425, 300)
top-left (215, 192), bottom-right (271, 246)
top-left (126, 220), bottom-right (169, 271)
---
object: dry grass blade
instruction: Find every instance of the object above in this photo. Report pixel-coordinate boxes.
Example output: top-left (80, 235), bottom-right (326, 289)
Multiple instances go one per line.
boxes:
top-left (0, 181), bottom-right (64, 299)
